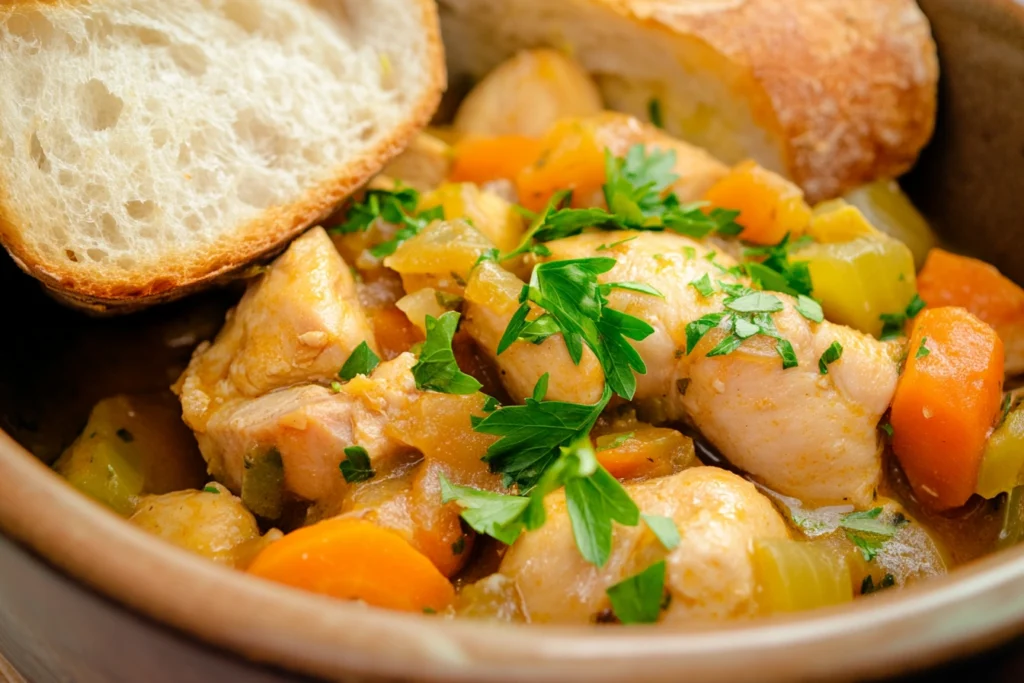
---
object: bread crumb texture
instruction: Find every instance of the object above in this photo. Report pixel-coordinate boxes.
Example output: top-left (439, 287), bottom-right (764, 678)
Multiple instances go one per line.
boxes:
top-left (0, 0), bottom-right (441, 302)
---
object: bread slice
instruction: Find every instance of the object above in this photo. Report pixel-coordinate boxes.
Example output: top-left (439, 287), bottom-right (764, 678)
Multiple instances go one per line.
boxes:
top-left (438, 0), bottom-right (938, 202)
top-left (0, 0), bottom-right (444, 312)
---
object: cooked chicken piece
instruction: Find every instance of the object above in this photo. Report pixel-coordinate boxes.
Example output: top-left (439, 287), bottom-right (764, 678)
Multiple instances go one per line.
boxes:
top-left (463, 259), bottom-right (606, 404)
top-left (499, 467), bottom-right (789, 624)
top-left (199, 354), bottom-right (420, 503)
top-left (541, 231), bottom-right (899, 506)
top-left (175, 227), bottom-right (376, 434)
top-left (453, 49), bottom-right (603, 138)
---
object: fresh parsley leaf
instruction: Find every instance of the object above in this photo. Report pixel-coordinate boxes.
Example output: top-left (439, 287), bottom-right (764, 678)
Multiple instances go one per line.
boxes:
top-left (565, 464), bottom-right (641, 566)
top-left (338, 341), bottom-right (381, 381)
top-left (339, 445), bottom-right (375, 483)
top-left (438, 474), bottom-right (529, 545)
top-left (996, 393), bottom-right (1015, 429)
top-left (412, 312), bottom-right (482, 395)
top-left (473, 384), bottom-right (611, 490)
top-left (532, 373), bottom-right (550, 402)
top-left (861, 573), bottom-right (896, 595)
top-left (880, 294), bottom-right (928, 341)
top-left (916, 337), bottom-right (931, 359)
top-left (641, 514), bottom-right (681, 550)
top-left (604, 281), bottom-right (665, 298)
top-left (795, 295), bottom-right (824, 323)
top-left (647, 98), bottom-right (664, 129)
top-left (840, 508), bottom-right (908, 561)
top-left (819, 341), bottom-right (844, 375)
top-left (685, 312), bottom-right (727, 354)
top-left (706, 333), bottom-right (743, 357)
top-left (203, 484), bottom-right (220, 494)
top-left (482, 395), bottom-right (501, 413)
top-left (776, 339), bottom-right (799, 370)
top-left (733, 316), bottom-right (760, 339)
top-left (435, 290), bottom-right (464, 310)
top-left (333, 187), bottom-right (444, 258)
top-left (606, 561), bottom-right (667, 624)
top-left (330, 381), bottom-right (343, 393)
top-left (689, 273), bottom-right (715, 297)
top-left (724, 291), bottom-right (784, 314)
top-left (742, 235), bottom-right (813, 297)
top-left (596, 236), bottom-right (640, 251)
top-left (880, 422), bottom-right (894, 438)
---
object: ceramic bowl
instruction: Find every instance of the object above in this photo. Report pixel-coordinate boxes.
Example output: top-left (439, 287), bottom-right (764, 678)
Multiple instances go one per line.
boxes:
top-left (2, 1), bottom-right (1024, 681)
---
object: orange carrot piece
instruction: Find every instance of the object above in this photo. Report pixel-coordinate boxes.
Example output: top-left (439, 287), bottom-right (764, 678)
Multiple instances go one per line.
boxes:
top-left (247, 518), bottom-right (455, 612)
top-left (703, 160), bottom-right (812, 245)
top-left (372, 306), bottom-right (423, 360)
top-left (515, 120), bottom-right (608, 212)
top-left (917, 248), bottom-right (1024, 328)
top-left (449, 136), bottom-right (544, 185)
top-left (594, 428), bottom-right (696, 481)
top-left (890, 307), bottom-right (1005, 510)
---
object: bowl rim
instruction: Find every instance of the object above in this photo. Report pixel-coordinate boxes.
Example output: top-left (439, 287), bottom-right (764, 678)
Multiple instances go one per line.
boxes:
top-left (3, 428), bottom-right (1024, 683)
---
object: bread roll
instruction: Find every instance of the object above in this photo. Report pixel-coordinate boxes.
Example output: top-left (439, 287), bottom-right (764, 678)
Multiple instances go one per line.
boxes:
top-left (438, 0), bottom-right (938, 202)
top-left (0, 0), bottom-right (445, 311)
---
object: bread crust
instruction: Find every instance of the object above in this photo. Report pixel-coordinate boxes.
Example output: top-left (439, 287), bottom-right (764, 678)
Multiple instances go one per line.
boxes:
top-left (441, 0), bottom-right (938, 203)
top-left (0, 0), bottom-right (446, 313)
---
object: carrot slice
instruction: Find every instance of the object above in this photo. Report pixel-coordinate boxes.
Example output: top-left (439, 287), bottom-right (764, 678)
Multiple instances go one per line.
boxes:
top-left (449, 135), bottom-right (544, 185)
top-left (890, 307), bottom-right (1005, 510)
top-left (515, 120), bottom-right (608, 212)
top-left (703, 160), bottom-right (812, 245)
top-left (247, 518), bottom-right (455, 612)
top-left (917, 248), bottom-right (1024, 328)
top-left (372, 306), bottom-right (423, 360)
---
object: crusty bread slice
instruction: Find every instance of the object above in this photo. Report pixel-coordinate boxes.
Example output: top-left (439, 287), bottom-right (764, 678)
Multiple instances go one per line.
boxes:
top-left (0, 0), bottom-right (444, 312)
top-left (438, 0), bottom-right (938, 202)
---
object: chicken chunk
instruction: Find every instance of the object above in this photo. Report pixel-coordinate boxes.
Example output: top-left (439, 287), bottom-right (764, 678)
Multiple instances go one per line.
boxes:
top-left (175, 227), bottom-right (376, 434)
top-left (499, 467), bottom-right (789, 624)
top-left (199, 354), bottom-right (421, 503)
top-left (541, 231), bottom-right (899, 506)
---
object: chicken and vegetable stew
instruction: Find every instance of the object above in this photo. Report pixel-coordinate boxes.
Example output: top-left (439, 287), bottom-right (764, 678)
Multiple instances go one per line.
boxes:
top-left (50, 51), bottom-right (1024, 625)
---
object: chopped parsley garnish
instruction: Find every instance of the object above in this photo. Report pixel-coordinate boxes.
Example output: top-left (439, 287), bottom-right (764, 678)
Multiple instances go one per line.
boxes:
top-left (880, 422), bottom-right (894, 438)
top-left (689, 273), bottom-right (715, 297)
top-left (596, 432), bottom-right (634, 452)
top-left (332, 187), bottom-right (445, 257)
top-left (840, 508), bottom-right (908, 562)
top-left (641, 514), bottom-right (681, 550)
top-left (203, 484), bottom-right (220, 494)
top-left (861, 573), bottom-right (896, 595)
top-left (996, 393), bottom-right (1015, 429)
top-left (115, 428), bottom-right (134, 443)
top-left (742, 235), bottom-right (814, 297)
top-left (439, 474), bottom-right (530, 544)
top-left (647, 98), bottom-right (665, 129)
top-left (596, 235), bottom-right (640, 251)
top-left (411, 311), bottom-right (482, 395)
top-left (795, 295), bottom-right (824, 323)
top-left (606, 561), bottom-right (668, 624)
top-left (472, 381), bottom-right (611, 490)
top-left (880, 294), bottom-right (927, 341)
top-left (916, 337), bottom-right (931, 359)
top-left (338, 341), bottom-right (381, 381)
top-left (502, 146), bottom-right (743, 258)
top-left (684, 286), bottom-right (797, 369)
top-left (497, 257), bottom-right (657, 400)
top-left (819, 341), bottom-right (844, 375)
top-left (339, 445), bottom-right (375, 483)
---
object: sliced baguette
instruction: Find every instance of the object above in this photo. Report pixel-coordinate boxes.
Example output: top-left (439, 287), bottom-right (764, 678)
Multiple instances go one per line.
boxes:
top-left (438, 0), bottom-right (938, 202)
top-left (0, 0), bottom-right (444, 312)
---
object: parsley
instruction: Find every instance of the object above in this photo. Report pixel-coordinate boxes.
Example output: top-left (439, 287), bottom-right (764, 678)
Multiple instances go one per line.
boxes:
top-left (451, 537), bottom-right (466, 555)
top-left (880, 422), bottom-right (894, 438)
top-left (473, 380), bottom-right (611, 490)
top-left (861, 574), bottom-right (896, 595)
top-left (795, 295), bottom-right (824, 323)
top-left (689, 273), bottom-right (715, 297)
top-left (339, 446), bottom-right (375, 483)
top-left (596, 236), bottom-right (639, 251)
top-left (840, 508), bottom-right (908, 561)
top-left (498, 258), bottom-right (656, 400)
top-left (819, 341), bottom-right (844, 375)
top-left (880, 294), bottom-right (927, 341)
top-left (435, 291), bottom-right (464, 310)
top-left (412, 312), bottom-right (482, 395)
top-left (996, 393), bottom-right (1015, 429)
top-left (332, 187), bottom-right (445, 258)
top-left (684, 286), bottom-right (798, 369)
top-left (647, 98), bottom-right (665, 129)
top-left (596, 432), bottom-right (634, 452)
top-left (203, 484), bottom-right (220, 494)
top-left (116, 428), bottom-right (134, 443)
top-left (503, 146), bottom-right (743, 258)
top-left (916, 337), bottom-right (931, 359)
top-left (330, 381), bottom-right (343, 393)
top-left (439, 473), bottom-right (530, 545)
top-left (606, 561), bottom-right (668, 624)
top-left (641, 514), bottom-right (681, 550)
top-left (742, 235), bottom-right (814, 297)
top-left (565, 458), bottom-right (640, 565)
top-left (338, 341), bottom-right (380, 381)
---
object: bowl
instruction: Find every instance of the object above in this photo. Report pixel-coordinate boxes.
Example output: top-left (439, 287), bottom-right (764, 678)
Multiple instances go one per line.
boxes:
top-left (2, 1), bottom-right (1024, 681)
